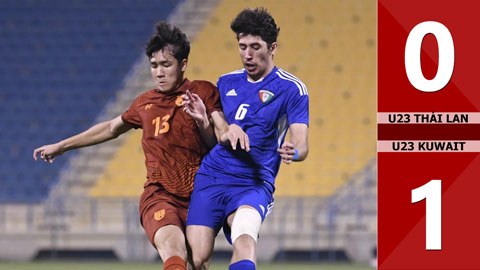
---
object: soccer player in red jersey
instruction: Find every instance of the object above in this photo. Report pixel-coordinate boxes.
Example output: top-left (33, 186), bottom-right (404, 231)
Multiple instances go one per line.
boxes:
top-left (33, 22), bottom-right (248, 270)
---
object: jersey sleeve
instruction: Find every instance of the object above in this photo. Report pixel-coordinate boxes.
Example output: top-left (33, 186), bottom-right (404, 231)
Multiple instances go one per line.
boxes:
top-left (200, 81), bottom-right (222, 117)
top-left (287, 86), bottom-right (309, 126)
top-left (121, 95), bottom-right (142, 129)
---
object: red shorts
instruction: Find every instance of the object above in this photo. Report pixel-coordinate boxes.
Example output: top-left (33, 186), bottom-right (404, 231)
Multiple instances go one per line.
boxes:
top-left (139, 183), bottom-right (190, 247)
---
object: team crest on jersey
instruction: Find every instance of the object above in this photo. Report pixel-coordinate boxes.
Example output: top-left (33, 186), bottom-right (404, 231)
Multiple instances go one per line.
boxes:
top-left (175, 95), bottom-right (183, 107)
top-left (259, 90), bottom-right (274, 103)
top-left (154, 209), bottom-right (165, 221)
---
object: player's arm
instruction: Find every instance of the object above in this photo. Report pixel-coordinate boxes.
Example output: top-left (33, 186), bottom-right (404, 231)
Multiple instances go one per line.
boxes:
top-left (33, 115), bottom-right (132, 163)
top-left (182, 90), bottom-right (217, 148)
top-left (210, 112), bottom-right (249, 151)
top-left (277, 123), bottom-right (309, 164)
top-left (193, 113), bottom-right (217, 149)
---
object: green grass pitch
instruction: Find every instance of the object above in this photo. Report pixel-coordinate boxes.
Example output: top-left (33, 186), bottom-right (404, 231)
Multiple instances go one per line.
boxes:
top-left (0, 261), bottom-right (373, 270)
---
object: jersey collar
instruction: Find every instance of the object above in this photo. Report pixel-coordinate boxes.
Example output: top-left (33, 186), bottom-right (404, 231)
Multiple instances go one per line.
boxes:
top-left (154, 78), bottom-right (192, 96)
top-left (244, 66), bottom-right (278, 84)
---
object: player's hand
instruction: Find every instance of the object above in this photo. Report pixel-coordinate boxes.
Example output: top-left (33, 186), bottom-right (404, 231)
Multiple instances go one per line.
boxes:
top-left (223, 124), bottom-right (250, 152)
top-left (33, 143), bottom-right (64, 164)
top-left (278, 141), bottom-right (296, 164)
top-left (182, 90), bottom-right (209, 127)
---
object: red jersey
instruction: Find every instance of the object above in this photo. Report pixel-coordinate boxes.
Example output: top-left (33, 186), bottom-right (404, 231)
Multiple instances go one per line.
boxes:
top-left (121, 79), bottom-right (222, 198)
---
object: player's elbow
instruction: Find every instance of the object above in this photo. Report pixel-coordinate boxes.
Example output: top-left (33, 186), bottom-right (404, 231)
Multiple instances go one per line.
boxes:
top-left (107, 121), bottom-right (122, 139)
top-left (302, 147), bottom-right (309, 160)
top-left (296, 145), bottom-right (308, 162)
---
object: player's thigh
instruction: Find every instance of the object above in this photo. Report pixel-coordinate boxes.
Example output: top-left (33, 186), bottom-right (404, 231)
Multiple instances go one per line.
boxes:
top-left (186, 174), bottom-right (225, 230)
top-left (186, 225), bottom-right (216, 263)
top-left (223, 183), bottom-right (274, 244)
top-left (139, 184), bottom-right (189, 247)
top-left (226, 205), bottom-right (257, 227)
top-left (227, 182), bottom-right (274, 223)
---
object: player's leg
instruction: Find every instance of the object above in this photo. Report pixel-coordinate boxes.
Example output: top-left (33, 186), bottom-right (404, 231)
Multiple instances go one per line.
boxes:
top-left (223, 182), bottom-right (274, 270)
top-left (186, 225), bottom-right (216, 270)
top-left (227, 205), bottom-right (261, 270)
top-left (139, 184), bottom-right (190, 270)
top-left (154, 225), bottom-right (188, 270)
top-left (186, 174), bottom-right (226, 270)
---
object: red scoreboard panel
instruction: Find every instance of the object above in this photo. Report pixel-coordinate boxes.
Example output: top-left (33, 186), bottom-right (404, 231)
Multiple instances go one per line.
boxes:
top-left (378, 0), bottom-right (480, 269)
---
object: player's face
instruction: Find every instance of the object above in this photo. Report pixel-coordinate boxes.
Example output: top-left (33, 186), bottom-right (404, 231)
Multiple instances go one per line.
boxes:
top-left (150, 46), bottom-right (187, 93)
top-left (238, 34), bottom-right (277, 81)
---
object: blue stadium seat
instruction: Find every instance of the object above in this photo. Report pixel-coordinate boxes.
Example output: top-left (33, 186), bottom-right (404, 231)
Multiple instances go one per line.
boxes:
top-left (0, 0), bottom-right (183, 203)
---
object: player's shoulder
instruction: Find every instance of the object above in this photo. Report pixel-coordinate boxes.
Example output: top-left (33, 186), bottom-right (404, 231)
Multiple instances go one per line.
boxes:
top-left (189, 80), bottom-right (217, 94)
top-left (218, 69), bottom-right (245, 83)
top-left (190, 79), bottom-right (216, 89)
top-left (126, 89), bottom-right (157, 111)
top-left (135, 89), bottom-right (157, 101)
top-left (274, 68), bottom-right (308, 96)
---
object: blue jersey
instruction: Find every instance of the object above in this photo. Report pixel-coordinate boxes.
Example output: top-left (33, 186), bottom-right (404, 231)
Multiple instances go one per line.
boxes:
top-left (197, 66), bottom-right (309, 190)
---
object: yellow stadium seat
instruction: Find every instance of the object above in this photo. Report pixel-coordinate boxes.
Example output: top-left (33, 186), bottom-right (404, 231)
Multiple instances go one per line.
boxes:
top-left (90, 129), bottom-right (145, 197)
top-left (90, 0), bottom-right (376, 198)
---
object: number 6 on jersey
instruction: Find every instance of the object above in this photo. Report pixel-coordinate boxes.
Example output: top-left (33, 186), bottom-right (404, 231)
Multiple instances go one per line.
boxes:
top-left (235, 104), bottom-right (250, 120)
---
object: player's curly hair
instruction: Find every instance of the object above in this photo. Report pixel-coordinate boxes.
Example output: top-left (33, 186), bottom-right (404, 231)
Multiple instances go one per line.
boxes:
top-left (145, 21), bottom-right (190, 62)
top-left (230, 7), bottom-right (280, 48)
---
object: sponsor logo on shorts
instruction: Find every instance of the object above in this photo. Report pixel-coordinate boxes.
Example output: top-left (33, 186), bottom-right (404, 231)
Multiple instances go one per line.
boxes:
top-left (154, 209), bottom-right (165, 221)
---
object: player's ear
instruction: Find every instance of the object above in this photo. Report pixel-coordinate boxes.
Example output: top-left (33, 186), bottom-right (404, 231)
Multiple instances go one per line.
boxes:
top-left (269, 42), bottom-right (278, 56)
top-left (181, 58), bottom-right (188, 72)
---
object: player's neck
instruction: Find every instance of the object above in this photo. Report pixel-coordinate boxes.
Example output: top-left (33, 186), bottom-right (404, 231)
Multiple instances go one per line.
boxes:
top-left (247, 64), bottom-right (275, 83)
top-left (156, 77), bottom-right (186, 94)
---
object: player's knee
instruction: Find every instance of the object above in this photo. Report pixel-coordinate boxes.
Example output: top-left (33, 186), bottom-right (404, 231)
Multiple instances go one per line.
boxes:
top-left (189, 243), bottom-right (211, 270)
top-left (154, 227), bottom-right (187, 260)
top-left (157, 237), bottom-right (186, 257)
top-left (191, 256), bottom-right (209, 270)
top-left (231, 207), bottom-right (262, 244)
top-left (231, 234), bottom-right (257, 263)
top-left (233, 234), bottom-right (256, 256)
top-left (190, 246), bottom-right (210, 269)
top-left (233, 234), bottom-right (255, 249)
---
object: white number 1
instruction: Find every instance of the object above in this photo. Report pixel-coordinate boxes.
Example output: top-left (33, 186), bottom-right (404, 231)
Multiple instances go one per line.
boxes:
top-left (411, 179), bottom-right (442, 250)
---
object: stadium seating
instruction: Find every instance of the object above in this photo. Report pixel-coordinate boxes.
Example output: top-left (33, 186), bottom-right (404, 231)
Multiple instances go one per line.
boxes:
top-left (0, 0), bottom-right (182, 203)
top-left (89, 130), bottom-right (145, 197)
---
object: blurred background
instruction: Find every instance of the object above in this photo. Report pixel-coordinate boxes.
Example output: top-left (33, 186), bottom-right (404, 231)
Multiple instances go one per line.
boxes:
top-left (0, 0), bottom-right (376, 268)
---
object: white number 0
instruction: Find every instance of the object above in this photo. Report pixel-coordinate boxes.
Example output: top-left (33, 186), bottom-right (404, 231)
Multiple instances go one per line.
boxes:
top-left (411, 180), bottom-right (442, 250)
top-left (235, 104), bottom-right (250, 120)
top-left (405, 21), bottom-right (454, 92)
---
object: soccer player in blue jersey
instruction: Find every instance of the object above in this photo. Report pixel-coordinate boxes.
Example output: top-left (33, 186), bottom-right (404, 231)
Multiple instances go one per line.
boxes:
top-left (183, 7), bottom-right (309, 270)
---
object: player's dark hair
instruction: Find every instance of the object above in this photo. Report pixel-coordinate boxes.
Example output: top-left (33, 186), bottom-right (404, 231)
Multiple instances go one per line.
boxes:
top-left (230, 7), bottom-right (280, 48)
top-left (146, 21), bottom-right (190, 62)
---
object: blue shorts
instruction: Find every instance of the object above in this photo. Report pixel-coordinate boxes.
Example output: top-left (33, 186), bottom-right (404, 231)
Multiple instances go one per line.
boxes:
top-left (186, 173), bottom-right (274, 244)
